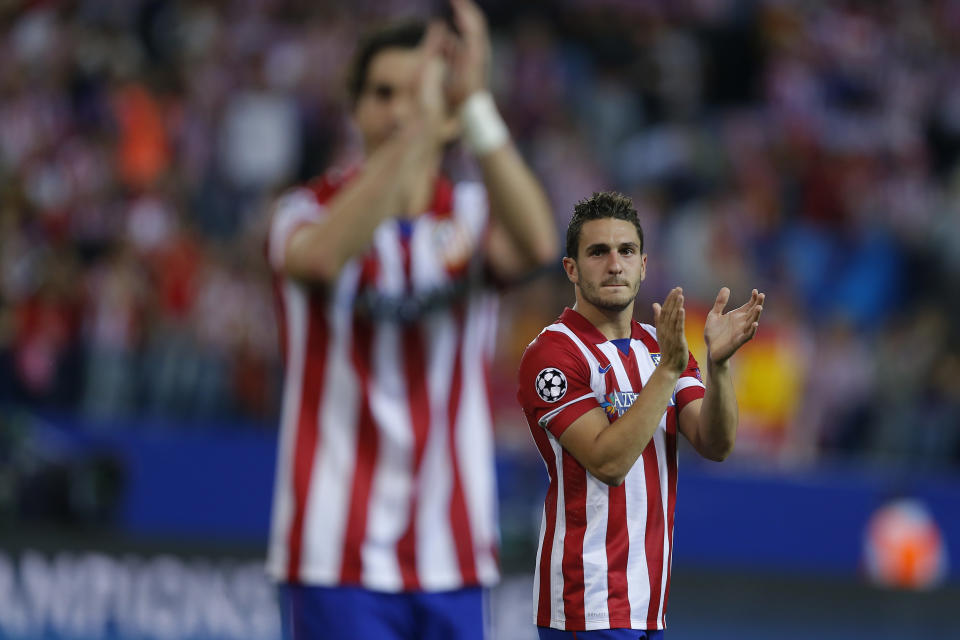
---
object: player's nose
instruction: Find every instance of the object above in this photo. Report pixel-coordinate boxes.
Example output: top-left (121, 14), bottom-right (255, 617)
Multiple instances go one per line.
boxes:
top-left (388, 93), bottom-right (414, 126)
top-left (607, 254), bottom-right (624, 273)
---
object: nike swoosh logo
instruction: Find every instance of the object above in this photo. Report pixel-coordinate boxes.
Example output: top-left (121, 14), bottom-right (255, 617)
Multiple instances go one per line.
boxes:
top-left (598, 364), bottom-right (612, 374)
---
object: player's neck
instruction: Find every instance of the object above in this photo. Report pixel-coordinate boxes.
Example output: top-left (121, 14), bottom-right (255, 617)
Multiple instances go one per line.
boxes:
top-left (572, 298), bottom-right (634, 341)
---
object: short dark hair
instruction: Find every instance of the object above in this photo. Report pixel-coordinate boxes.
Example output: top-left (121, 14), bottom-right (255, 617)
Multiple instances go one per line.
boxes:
top-left (566, 191), bottom-right (644, 258)
top-left (347, 21), bottom-right (426, 107)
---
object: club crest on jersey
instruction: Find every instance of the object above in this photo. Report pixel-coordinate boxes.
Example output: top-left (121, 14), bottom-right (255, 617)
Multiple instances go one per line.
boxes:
top-left (535, 367), bottom-right (567, 403)
top-left (650, 353), bottom-right (661, 366)
top-left (599, 391), bottom-right (639, 419)
top-left (432, 219), bottom-right (475, 271)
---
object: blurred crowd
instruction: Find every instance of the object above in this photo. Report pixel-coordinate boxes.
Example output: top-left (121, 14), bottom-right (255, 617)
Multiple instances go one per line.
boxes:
top-left (1, 0), bottom-right (959, 468)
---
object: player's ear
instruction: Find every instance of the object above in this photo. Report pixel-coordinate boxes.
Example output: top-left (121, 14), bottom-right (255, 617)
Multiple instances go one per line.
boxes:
top-left (639, 253), bottom-right (647, 282)
top-left (562, 256), bottom-right (578, 284)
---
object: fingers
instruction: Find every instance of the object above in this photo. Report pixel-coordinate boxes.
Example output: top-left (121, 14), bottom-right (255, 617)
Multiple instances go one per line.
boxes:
top-left (656, 287), bottom-right (681, 328)
top-left (749, 290), bottom-right (765, 326)
top-left (658, 288), bottom-right (685, 337)
top-left (450, 0), bottom-right (485, 38)
top-left (725, 288), bottom-right (766, 318)
top-left (656, 287), bottom-right (687, 372)
top-left (421, 21), bottom-right (448, 57)
top-left (713, 287), bottom-right (730, 315)
top-left (652, 302), bottom-right (661, 325)
top-left (415, 24), bottom-right (451, 120)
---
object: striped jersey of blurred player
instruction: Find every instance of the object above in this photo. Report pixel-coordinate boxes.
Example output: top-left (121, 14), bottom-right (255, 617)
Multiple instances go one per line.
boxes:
top-left (265, 1), bottom-right (556, 638)
top-left (517, 192), bottom-right (764, 639)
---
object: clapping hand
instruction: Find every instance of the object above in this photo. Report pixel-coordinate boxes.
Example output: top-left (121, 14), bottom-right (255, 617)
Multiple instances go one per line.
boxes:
top-left (443, 0), bottom-right (490, 108)
top-left (653, 287), bottom-right (689, 375)
top-left (704, 288), bottom-right (765, 365)
top-left (414, 23), bottom-right (450, 142)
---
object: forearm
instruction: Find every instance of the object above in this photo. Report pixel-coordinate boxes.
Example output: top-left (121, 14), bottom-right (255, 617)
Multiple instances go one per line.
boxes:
top-left (697, 359), bottom-right (738, 461)
top-left (286, 124), bottom-right (436, 283)
top-left (476, 143), bottom-right (556, 266)
top-left (589, 366), bottom-right (680, 484)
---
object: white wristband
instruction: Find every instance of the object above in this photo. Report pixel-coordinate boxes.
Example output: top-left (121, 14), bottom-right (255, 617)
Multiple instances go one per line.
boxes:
top-left (459, 91), bottom-right (509, 156)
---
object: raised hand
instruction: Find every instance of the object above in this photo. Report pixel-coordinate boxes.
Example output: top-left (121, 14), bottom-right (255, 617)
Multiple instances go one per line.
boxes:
top-left (704, 288), bottom-right (765, 365)
top-left (653, 287), bottom-right (689, 374)
top-left (413, 22), bottom-right (450, 141)
top-left (444, 0), bottom-right (491, 107)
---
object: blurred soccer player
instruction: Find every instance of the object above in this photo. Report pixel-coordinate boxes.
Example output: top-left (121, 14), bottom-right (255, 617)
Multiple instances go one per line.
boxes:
top-left (265, 0), bottom-right (556, 638)
top-left (517, 192), bottom-right (764, 638)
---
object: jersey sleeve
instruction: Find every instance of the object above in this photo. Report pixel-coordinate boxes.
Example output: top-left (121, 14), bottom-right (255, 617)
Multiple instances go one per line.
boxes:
top-left (675, 350), bottom-right (706, 413)
top-left (267, 187), bottom-right (326, 272)
top-left (517, 331), bottom-right (599, 439)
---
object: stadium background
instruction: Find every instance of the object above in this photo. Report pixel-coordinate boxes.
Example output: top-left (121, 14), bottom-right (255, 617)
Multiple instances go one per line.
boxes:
top-left (1, 0), bottom-right (959, 638)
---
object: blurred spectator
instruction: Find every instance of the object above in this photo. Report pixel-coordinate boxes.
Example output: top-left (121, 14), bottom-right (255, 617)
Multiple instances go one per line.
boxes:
top-left (81, 240), bottom-right (146, 418)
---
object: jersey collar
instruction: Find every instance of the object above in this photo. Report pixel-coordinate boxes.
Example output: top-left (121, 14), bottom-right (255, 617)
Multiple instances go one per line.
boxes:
top-left (559, 307), bottom-right (647, 344)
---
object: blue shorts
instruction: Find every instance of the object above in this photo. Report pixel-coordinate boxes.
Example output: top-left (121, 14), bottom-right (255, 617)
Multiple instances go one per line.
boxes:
top-left (538, 627), bottom-right (665, 640)
top-left (277, 583), bottom-right (488, 640)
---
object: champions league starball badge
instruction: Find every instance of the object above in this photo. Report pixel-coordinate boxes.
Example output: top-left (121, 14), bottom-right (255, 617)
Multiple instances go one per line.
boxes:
top-left (535, 367), bottom-right (567, 403)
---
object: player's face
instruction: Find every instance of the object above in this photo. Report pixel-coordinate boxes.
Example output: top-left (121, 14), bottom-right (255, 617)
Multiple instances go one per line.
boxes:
top-left (565, 218), bottom-right (646, 313)
top-left (353, 48), bottom-right (421, 152)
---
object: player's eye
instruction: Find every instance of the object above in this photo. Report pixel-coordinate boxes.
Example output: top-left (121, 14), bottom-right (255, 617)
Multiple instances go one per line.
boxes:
top-left (620, 247), bottom-right (635, 255)
top-left (372, 84), bottom-right (394, 101)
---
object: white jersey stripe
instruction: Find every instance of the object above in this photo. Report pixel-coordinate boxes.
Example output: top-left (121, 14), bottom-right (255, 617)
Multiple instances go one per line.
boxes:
top-left (415, 318), bottom-right (459, 589)
top-left (363, 225), bottom-right (412, 592)
top-left (548, 433), bottom-right (567, 626)
top-left (539, 393), bottom-right (598, 428)
top-left (300, 262), bottom-right (361, 582)
top-left (268, 189), bottom-right (324, 270)
top-left (653, 427), bottom-right (670, 626)
top-left (266, 280), bottom-right (308, 578)
top-left (675, 376), bottom-right (705, 393)
top-left (533, 502), bottom-right (548, 622)
top-left (597, 343), bottom-right (632, 398)
top-left (546, 324), bottom-right (601, 391)
top-left (458, 295), bottom-right (500, 584)
top-left (581, 476), bottom-right (610, 628)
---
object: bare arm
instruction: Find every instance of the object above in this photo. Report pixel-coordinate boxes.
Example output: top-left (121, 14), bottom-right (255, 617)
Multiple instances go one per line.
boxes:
top-left (446, 0), bottom-right (557, 279)
top-left (478, 145), bottom-right (557, 278)
top-left (558, 288), bottom-right (688, 486)
top-left (678, 288), bottom-right (765, 461)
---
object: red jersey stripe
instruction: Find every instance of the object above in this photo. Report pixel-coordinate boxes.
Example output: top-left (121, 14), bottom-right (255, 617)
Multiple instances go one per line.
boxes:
top-left (662, 407), bottom-right (679, 626)
top-left (285, 291), bottom-right (328, 581)
top-left (641, 442), bottom-right (665, 628)
top-left (530, 422), bottom-right (560, 626)
top-left (339, 317), bottom-right (379, 584)
top-left (396, 226), bottom-right (431, 591)
top-left (605, 482), bottom-right (631, 625)
top-left (560, 450), bottom-right (588, 629)
top-left (397, 323), bottom-right (432, 590)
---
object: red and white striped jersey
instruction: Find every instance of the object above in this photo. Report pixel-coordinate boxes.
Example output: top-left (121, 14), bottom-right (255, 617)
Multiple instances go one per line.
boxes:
top-left (517, 308), bottom-right (705, 631)
top-left (266, 167), bottom-right (500, 593)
